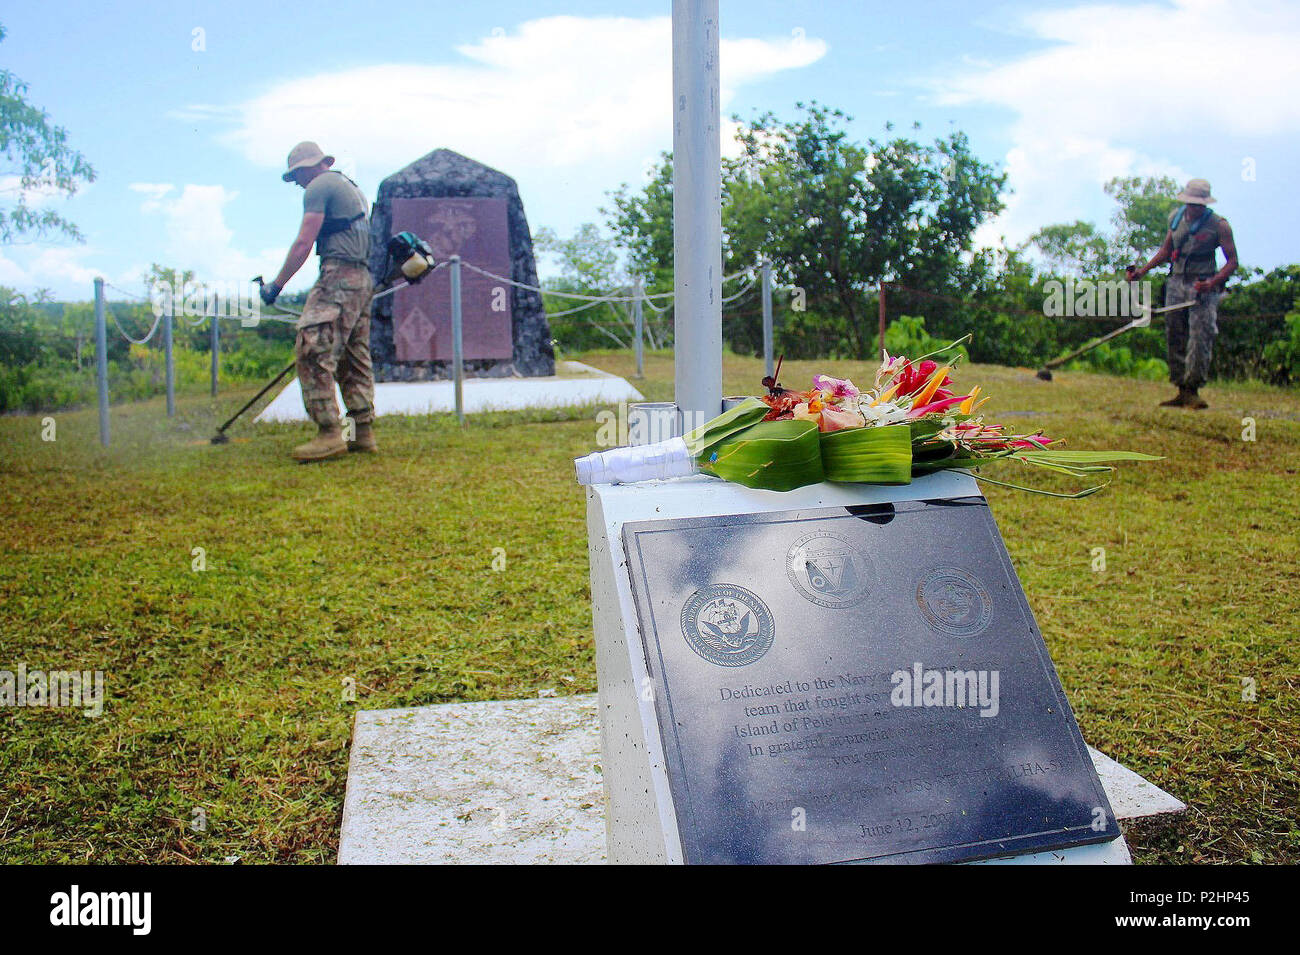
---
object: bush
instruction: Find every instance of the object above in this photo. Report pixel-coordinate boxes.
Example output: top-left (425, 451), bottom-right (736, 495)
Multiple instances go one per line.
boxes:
top-left (1261, 307), bottom-right (1300, 385)
top-left (884, 315), bottom-right (970, 363)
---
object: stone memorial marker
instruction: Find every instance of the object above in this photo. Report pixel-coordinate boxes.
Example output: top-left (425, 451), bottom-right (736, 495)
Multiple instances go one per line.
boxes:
top-left (367, 149), bottom-right (554, 381)
top-left (389, 197), bottom-right (513, 363)
top-left (587, 472), bottom-right (1131, 864)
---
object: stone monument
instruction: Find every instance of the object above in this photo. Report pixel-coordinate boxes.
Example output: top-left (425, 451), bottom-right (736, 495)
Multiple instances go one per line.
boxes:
top-left (587, 470), bottom-right (1136, 864)
top-left (367, 149), bottom-right (555, 381)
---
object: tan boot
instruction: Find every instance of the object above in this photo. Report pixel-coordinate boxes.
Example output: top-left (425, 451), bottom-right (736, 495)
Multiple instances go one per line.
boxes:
top-left (348, 422), bottom-right (378, 453)
top-left (1183, 389), bottom-right (1208, 409)
top-left (292, 426), bottom-right (347, 462)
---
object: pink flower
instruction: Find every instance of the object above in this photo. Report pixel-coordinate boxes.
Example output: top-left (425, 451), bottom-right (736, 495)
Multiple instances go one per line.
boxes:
top-left (819, 405), bottom-right (867, 432)
top-left (811, 374), bottom-right (859, 399)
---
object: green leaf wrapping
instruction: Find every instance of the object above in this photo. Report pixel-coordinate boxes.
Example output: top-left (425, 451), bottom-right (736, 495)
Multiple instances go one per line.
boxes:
top-left (819, 424), bottom-right (913, 484)
top-left (1011, 450), bottom-right (1165, 464)
top-left (682, 397), bottom-right (771, 460)
top-left (702, 419), bottom-right (825, 491)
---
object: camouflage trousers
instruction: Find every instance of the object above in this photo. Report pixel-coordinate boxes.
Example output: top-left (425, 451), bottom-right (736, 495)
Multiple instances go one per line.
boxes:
top-left (1165, 274), bottom-right (1220, 390)
top-left (295, 258), bottom-right (375, 429)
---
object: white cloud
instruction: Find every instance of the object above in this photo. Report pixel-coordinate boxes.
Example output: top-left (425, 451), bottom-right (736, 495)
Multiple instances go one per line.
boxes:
top-left (935, 0), bottom-right (1300, 247)
top-left (199, 16), bottom-right (825, 184)
top-left (129, 182), bottom-right (175, 206)
top-left (133, 183), bottom-right (282, 286)
top-left (0, 245), bottom-right (132, 295)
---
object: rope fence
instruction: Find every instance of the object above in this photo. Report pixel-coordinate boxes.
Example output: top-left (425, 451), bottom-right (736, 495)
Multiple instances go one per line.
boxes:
top-left (82, 256), bottom-right (1289, 447)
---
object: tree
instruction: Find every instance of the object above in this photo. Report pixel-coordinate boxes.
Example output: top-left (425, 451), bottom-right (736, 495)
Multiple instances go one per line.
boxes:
top-left (1026, 175), bottom-right (1180, 275)
top-left (534, 224), bottom-right (670, 351)
top-left (603, 155), bottom-right (674, 296)
top-left (723, 103), bottom-right (1006, 357)
top-left (0, 23), bottom-right (95, 243)
top-left (1024, 220), bottom-right (1112, 276)
top-left (1105, 175), bottom-right (1180, 265)
top-left (604, 104), bottom-right (1007, 360)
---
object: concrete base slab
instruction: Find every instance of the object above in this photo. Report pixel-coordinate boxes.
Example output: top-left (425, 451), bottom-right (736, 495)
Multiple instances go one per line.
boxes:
top-left (338, 693), bottom-right (1183, 865)
top-left (338, 695), bottom-right (605, 865)
top-left (255, 360), bottom-right (643, 423)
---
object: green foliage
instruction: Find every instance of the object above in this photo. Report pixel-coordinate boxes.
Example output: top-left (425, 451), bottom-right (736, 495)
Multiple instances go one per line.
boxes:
top-left (603, 104), bottom-right (1007, 362)
top-left (1104, 175), bottom-right (1181, 264)
top-left (603, 154), bottom-right (674, 295)
top-left (1065, 341), bottom-right (1169, 381)
top-left (0, 23), bottom-right (95, 243)
top-left (1217, 266), bottom-right (1300, 383)
top-left (723, 104), bottom-right (1006, 359)
top-left (534, 224), bottom-right (665, 353)
top-left (0, 283), bottom-right (294, 412)
top-left (1261, 305), bottom-right (1300, 384)
top-left (1027, 176), bottom-right (1179, 274)
top-left (883, 314), bottom-right (969, 363)
top-left (1027, 220), bottom-right (1112, 276)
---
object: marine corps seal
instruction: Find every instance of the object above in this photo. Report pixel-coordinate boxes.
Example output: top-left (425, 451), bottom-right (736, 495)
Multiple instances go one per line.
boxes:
top-left (680, 584), bottom-right (775, 667)
top-left (915, 566), bottom-right (992, 636)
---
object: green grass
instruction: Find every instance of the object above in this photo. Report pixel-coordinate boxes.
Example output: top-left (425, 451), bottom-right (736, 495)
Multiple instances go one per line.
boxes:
top-left (1, 350), bottom-right (1297, 864)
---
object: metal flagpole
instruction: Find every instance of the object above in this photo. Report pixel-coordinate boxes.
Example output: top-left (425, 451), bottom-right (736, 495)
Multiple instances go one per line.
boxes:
top-left (94, 278), bottom-right (109, 446)
top-left (210, 312), bottom-right (220, 397)
top-left (163, 301), bottom-right (175, 416)
top-left (671, 0), bottom-right (722, 432)
top-left (450, 255), bottom-right (464, 426)
top-left (633, 277), bottom-right (645, 379)
top-left (761, 261), bottom-right (774, 378)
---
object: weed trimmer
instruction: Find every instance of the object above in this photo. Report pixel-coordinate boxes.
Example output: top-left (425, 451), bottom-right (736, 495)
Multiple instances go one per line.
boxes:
top-left (208, 232), bottom-right (439, 444)
top-left (1035, 297), bottom-right (1194, 382)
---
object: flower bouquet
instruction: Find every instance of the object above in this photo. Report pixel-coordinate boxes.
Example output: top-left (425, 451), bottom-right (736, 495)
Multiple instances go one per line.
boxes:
top-left (575, 338), bottom-right (1160, 496)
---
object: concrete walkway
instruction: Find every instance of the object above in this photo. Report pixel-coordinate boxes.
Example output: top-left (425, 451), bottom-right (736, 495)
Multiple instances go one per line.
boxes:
top-left (255, 361), bottom-right (643, 423)
top-left (338, 693), bottom-right (1185, 865)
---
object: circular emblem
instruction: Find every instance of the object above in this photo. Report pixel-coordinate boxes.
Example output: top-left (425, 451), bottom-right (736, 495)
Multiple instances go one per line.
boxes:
top-left (680, 584), bottom-right (775, 667)
top-left (915, 567), bottom-right (992, 636)
top-left (786, 532), bottom-right (871, 609)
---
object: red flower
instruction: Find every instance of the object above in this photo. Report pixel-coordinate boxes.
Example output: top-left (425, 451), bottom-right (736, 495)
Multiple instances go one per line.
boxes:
top-left (894, 359), bottom-right (953, 399)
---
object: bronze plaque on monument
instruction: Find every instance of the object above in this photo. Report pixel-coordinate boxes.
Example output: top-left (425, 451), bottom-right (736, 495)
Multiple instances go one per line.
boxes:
top-left (390, 197), bottom-right (513, 362)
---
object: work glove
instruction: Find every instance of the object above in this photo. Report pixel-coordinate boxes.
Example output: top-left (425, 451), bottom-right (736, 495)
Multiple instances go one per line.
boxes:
top-left (260, 281), bottom-right (281, 306)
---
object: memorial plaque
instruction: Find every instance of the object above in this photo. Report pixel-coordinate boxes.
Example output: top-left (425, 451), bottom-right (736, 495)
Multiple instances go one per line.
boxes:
top-left (390, 197), bottom-right (513, 362)
top-left (623, 497), bottom-right (1120, 865)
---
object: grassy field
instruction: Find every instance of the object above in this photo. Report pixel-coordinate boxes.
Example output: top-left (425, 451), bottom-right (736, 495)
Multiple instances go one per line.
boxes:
top-left (1, 349), bottom-right (1297, 864)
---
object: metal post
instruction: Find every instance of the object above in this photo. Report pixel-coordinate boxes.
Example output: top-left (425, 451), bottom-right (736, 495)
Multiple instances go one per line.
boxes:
top-left (163, 301), bottom-right (175, 417)
top-left (210, 313), bottom-right (220, 397)
top-left (633, 277), bottom-right (644, 379)
top-left (761, 261), bottom-right (773, 378)
top-left (94, 278), bottom-right (109, 447)
top-left (450, 255), bottom-right (464, 426)
top-left (878, 283), bottom-right (887, 361)
top-left (671, 0), bottom-right (723, 431)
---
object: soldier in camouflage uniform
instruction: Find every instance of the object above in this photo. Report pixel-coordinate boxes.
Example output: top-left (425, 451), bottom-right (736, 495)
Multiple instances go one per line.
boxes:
top-left (262, 141), bottom-right (378, 461)
top-left (1128, 178), bottom-right (1238, 410)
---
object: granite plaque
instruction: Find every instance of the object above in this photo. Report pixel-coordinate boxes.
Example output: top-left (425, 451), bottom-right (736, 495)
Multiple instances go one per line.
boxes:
top-left (390, 197), bottom-right (513, 362)
top-left (623, 497), bottom-right (1121, 865)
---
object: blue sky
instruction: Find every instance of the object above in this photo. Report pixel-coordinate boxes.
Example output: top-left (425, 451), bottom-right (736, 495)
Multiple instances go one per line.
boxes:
top-left (2, 0), bottom-right (1296, 300)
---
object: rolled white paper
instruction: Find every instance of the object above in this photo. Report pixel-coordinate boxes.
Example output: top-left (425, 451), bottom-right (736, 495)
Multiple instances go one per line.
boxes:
top-left (574, 437), bottom-right (697, 485)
